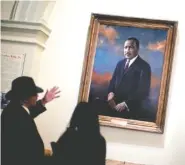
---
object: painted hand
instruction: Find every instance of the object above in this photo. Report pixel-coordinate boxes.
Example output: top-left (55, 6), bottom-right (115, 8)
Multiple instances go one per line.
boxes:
top-left (42, 86), bottom-right (61, 105)
top-left (115, 102), bottom-right (126, 112)
top-left (107, 92), bottom-right (115, 101)
top-left (108, 99), bottom-right (116, 109)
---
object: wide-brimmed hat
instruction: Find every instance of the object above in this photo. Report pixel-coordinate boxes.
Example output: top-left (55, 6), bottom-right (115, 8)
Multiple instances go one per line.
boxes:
top-left (5, 76), bottom-right (43, 100)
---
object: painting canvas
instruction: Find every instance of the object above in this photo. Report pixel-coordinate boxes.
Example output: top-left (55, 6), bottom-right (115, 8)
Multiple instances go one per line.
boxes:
top-left (78, 13), bottom-right (177, 133)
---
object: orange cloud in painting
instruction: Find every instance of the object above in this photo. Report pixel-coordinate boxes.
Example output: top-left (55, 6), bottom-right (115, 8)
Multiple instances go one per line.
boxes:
top-left (99, 25), bottom-right (119, 44)
top-left (148, 40), bottom-right (166, 53)
top-left (151, 75), bottom-right (161, 88)
top-left (92, 71), bottom-right (112, 85)
top-left (92, 70), bottom-right (161, 89)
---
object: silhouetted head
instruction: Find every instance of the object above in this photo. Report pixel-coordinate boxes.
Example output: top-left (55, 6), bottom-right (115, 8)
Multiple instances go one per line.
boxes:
top-left (69, 101), bottom-right (100, 135)
top-left (5, 76), bottom-right (43, 107)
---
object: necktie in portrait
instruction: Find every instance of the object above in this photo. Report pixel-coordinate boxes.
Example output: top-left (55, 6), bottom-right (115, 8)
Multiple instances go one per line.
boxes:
top-left (124, 59), bottom-right (130, 71)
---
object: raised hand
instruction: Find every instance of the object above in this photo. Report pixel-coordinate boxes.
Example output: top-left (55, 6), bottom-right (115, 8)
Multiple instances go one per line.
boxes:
top-left (42, 86), bottom-right (60, 105)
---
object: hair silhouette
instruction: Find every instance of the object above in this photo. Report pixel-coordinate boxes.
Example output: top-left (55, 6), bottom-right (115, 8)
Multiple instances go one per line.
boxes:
top-left (68, 101), bottom-right (100, 135)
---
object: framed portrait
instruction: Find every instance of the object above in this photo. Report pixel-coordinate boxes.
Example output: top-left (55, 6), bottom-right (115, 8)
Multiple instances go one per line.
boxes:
top-left (78, 13), bottom-right (177, 133)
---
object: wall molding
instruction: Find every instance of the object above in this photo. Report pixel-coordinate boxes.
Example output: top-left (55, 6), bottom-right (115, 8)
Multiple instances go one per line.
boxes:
top-left (1, 19), bottom-right (51, 49)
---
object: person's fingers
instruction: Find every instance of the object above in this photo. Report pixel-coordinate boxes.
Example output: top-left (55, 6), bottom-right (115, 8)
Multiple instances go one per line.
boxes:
top-left (49, 86), bottom-right (56, 92)
top-left (48, 86), bottom-right (59, 93)
top-left (47, 88), bottom-right (51, 93)
top-left (52, 87), bottom-right (60, 93)
top-left (115, 105), bottom-right (120, 111)
top-left (54, 90), bottom-right (61, 95)
top-left (53, 86), bottom-right (59, 90)
top-left (50, 87), bottom-right (56, 92)
top-left (115, 104), bottom-right (124, 112)
top-left (119, 107), bottom-right (124, 112)
top-left (54, 95), bottom-right (60, 98)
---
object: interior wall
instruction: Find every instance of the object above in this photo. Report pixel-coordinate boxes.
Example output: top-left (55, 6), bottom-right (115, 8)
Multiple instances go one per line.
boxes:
top-left (3, 0), bottom-right (184, 165)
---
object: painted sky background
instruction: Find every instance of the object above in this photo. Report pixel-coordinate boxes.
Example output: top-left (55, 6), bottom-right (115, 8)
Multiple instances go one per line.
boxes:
top-left (89, 24), bottom-right (168, 115)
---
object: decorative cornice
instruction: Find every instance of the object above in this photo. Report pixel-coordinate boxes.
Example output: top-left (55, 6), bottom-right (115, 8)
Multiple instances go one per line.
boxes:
top-left (1, 20), bottom-right (51, 49)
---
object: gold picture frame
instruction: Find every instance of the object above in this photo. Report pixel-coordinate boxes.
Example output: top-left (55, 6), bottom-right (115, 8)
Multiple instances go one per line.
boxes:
top-left (78, 13), bottom-right (178, 133)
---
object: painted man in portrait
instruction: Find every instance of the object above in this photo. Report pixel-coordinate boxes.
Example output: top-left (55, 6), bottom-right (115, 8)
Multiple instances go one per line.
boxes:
top-left (107, 37), bottom-right (151, 120)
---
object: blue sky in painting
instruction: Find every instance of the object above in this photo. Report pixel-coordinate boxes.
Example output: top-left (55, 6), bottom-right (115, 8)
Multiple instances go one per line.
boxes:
top-left (94, 25), bottom-right (167, 78)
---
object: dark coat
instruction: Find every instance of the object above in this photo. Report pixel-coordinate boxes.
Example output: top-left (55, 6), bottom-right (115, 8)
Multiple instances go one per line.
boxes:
top-left (1, 100), bottom-right (47, 165)
top-left (108, 56), bottom-right (151, 119)
top-left (51, 128), bottom-right (106, 165)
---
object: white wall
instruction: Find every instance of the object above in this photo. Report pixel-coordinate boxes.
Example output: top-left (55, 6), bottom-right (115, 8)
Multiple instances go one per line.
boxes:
top-left (35, 0), bottom-right (185, 165)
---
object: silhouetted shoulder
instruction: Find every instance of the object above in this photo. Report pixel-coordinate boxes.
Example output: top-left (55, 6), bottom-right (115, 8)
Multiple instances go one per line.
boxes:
top-left (56, 128), bottom-right (76, 145)
top-left (99, 135), bottom-right (106, 145)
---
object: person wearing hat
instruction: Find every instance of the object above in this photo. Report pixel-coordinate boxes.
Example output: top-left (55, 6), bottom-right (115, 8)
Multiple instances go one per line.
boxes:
top-left (1, 76), bottom-right (60, 165)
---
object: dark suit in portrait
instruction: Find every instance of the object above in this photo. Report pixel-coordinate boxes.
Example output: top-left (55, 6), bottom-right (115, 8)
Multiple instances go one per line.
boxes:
top-left (108, 56), bottom-right (151, 120)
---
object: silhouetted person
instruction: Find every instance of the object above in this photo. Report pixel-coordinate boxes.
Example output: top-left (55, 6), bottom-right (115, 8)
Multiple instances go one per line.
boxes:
top-left (1, 76), bottom-right (60, 165)
top-left (51, 101), bottom-right (106, 165)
